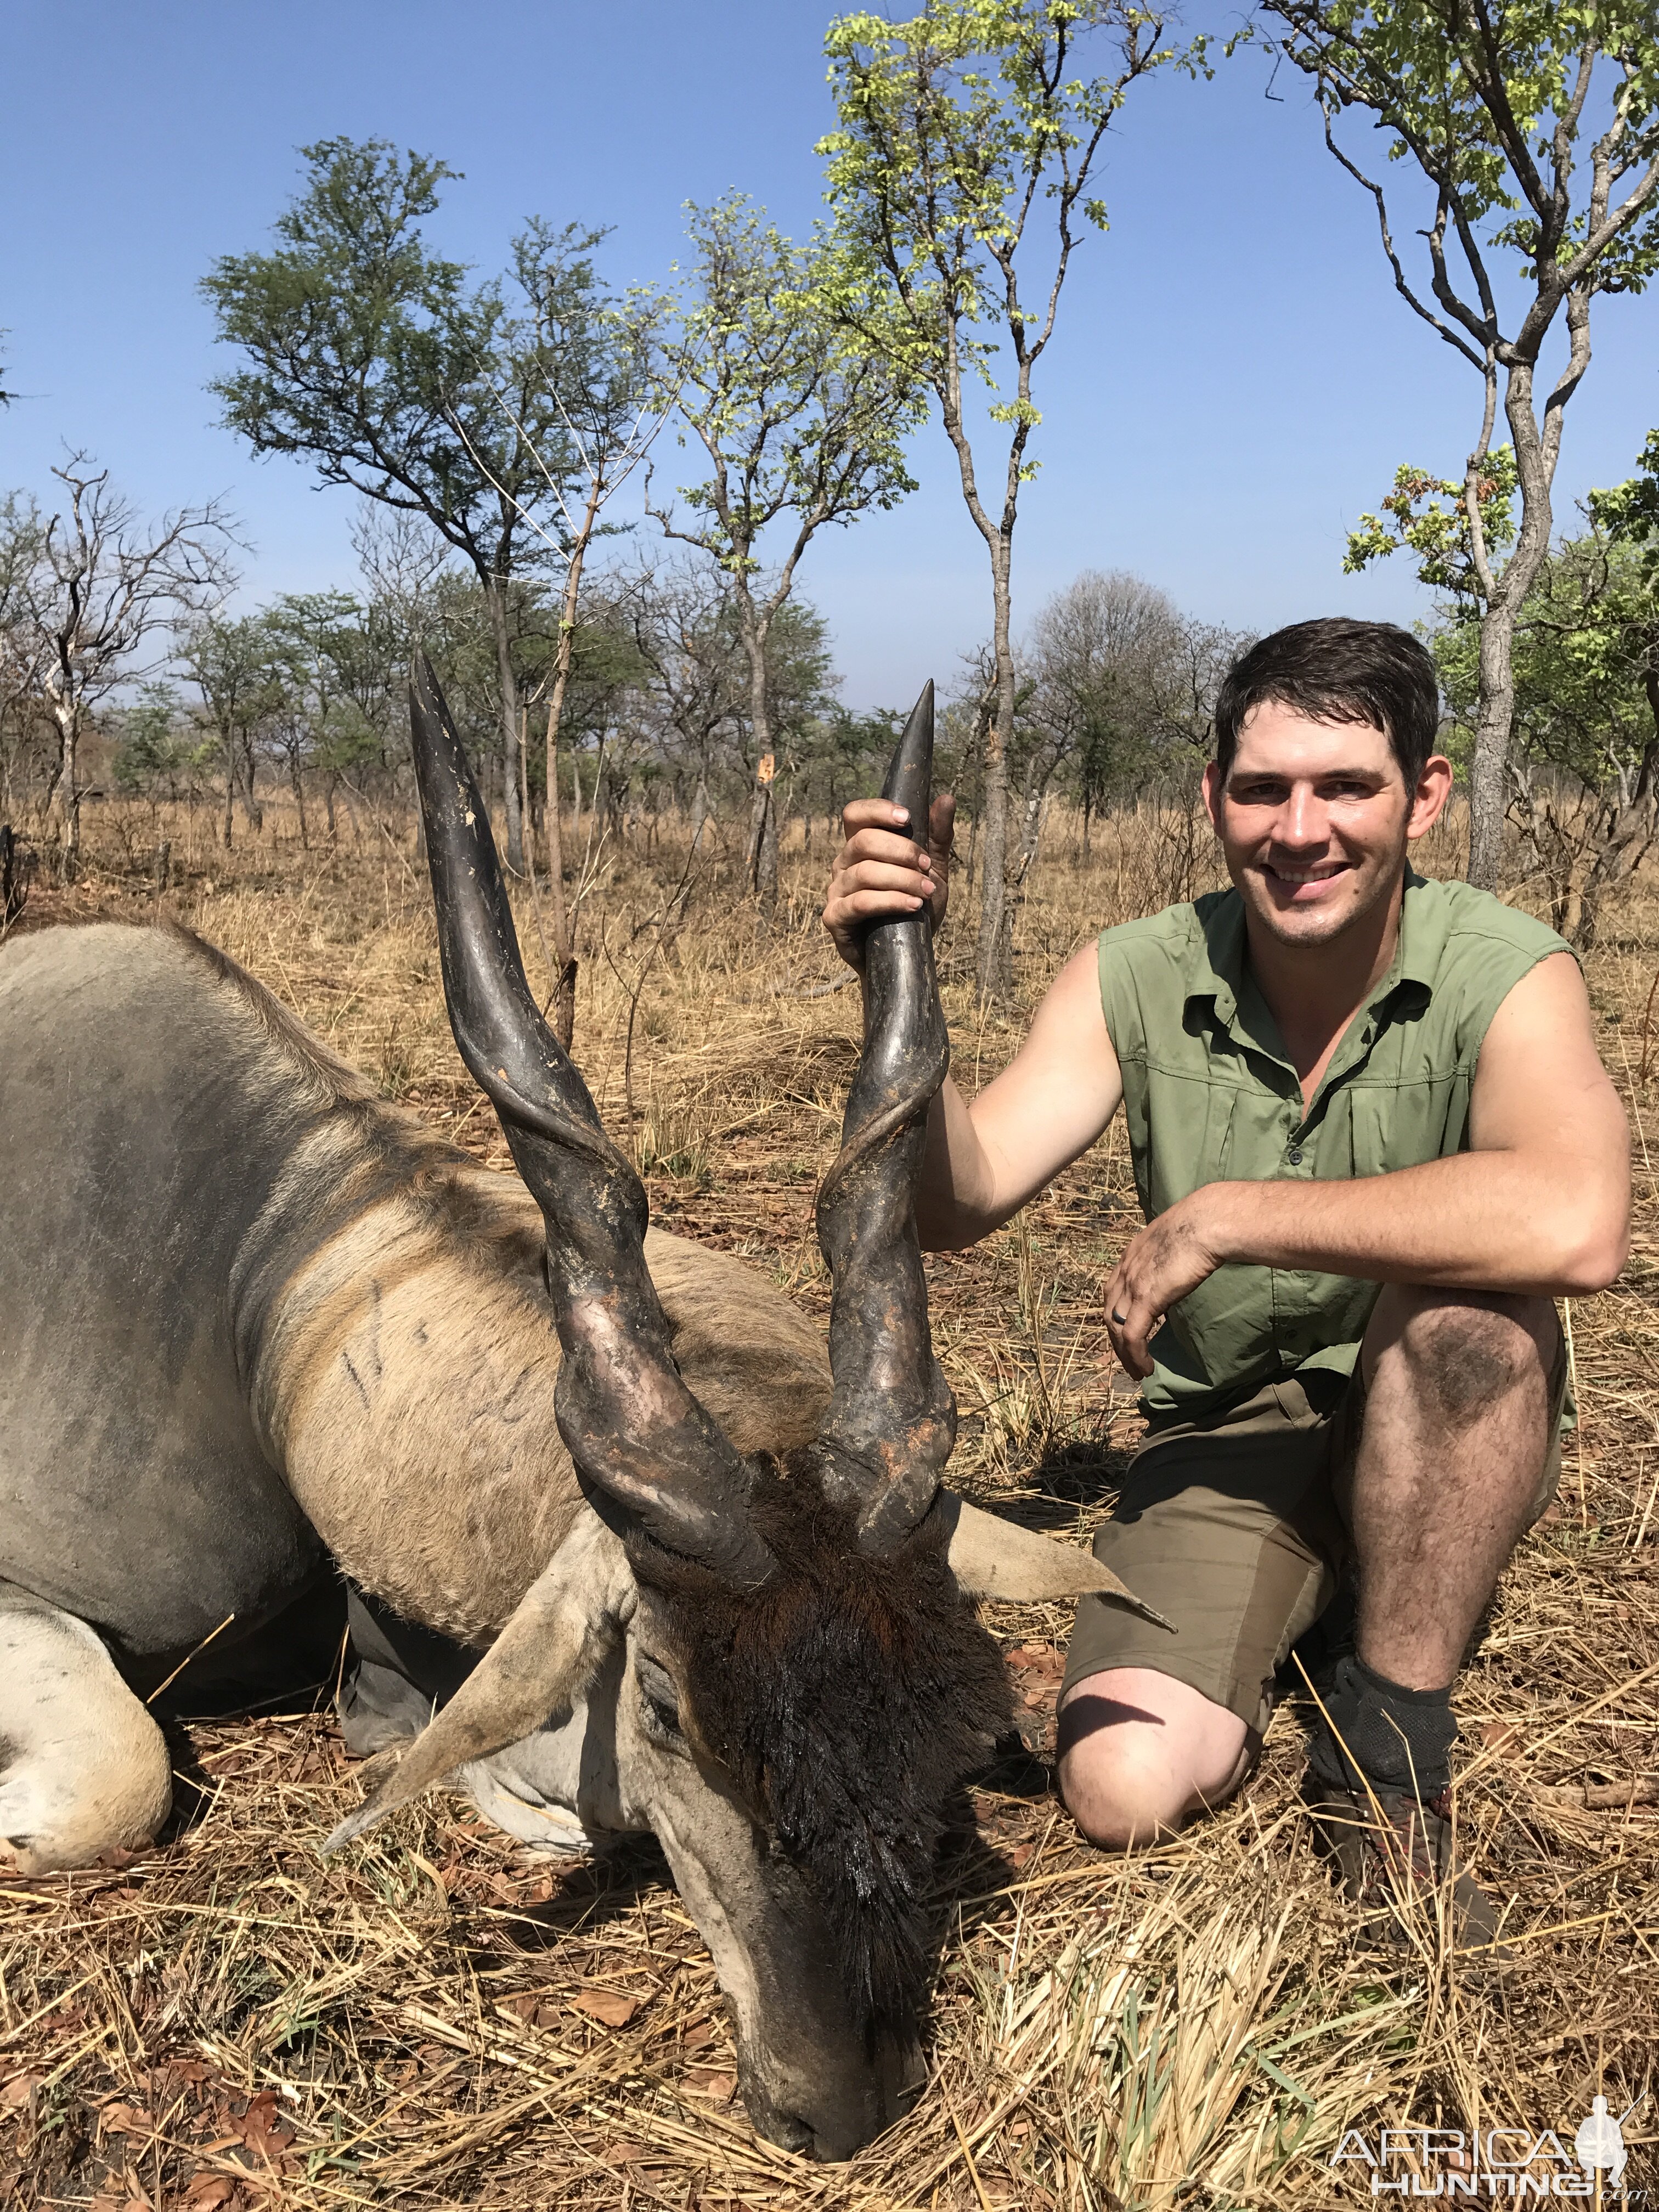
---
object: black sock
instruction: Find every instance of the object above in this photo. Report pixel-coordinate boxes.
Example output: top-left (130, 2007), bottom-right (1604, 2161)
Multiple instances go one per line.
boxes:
top-left (1305, 1652), bottom-right (1457, 1798)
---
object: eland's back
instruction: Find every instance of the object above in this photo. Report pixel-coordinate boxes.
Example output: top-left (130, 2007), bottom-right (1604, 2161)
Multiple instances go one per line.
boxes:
top-left (0, 922), bottom-right (337, 1651)
top-left (0, 921), bottom-right (832, 1664)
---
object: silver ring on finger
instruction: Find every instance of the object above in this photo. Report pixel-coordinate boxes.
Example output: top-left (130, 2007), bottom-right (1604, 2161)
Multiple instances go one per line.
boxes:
top-left (1110, 1308), bottom-right (1128, 1325)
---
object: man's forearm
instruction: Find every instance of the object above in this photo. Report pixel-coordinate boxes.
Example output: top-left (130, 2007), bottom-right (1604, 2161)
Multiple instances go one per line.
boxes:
top-left (1197, 1150), bottom-right (1628, 1297)
top-left (915, 1077), bottom-right (998, 1251)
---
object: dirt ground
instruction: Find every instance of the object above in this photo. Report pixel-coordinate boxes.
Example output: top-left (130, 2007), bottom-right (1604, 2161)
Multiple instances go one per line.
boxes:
top-left (1, 793), bottom-right (1655, 2210)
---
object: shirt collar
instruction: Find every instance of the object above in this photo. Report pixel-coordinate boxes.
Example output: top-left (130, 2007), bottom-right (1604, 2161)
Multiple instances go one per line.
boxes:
top-left (1389, 865), bottom-right (1438, 1001)
top-left (1182, 868), bottom-right (1437, 1036)
top-left (1188, 889), bottom-right (1247, 1025)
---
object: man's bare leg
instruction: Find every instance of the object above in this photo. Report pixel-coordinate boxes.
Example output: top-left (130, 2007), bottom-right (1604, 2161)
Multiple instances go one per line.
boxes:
top-left (1057, 1668), bottom-right (1252, 1848)
top-left (1306, 1286), bottom-right (1556, 1942)
top-left (1349, 1285), bottom-right (1556, 1691)
top-left (1059, 1291), bottom-right (1555, 1858)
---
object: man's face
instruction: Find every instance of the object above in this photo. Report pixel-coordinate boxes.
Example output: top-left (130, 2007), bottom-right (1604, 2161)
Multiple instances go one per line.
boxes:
top-left (1201, 701), bottom-right (1450, 951)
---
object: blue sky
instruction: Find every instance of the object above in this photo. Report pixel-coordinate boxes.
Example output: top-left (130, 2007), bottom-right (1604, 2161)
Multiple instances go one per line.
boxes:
top-left (4, 0), bottom-right (1656, 708)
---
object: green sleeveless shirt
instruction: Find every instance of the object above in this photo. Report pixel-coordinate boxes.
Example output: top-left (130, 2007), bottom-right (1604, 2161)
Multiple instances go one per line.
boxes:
top-left (1097, 870), bottom-right (1571, 1420)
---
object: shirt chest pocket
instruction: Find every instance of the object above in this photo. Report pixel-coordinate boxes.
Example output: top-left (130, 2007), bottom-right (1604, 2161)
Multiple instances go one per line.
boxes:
top-left (1138, 1073), bottom-right (1238, 1217)
top-left (1345, 1072), bottom-right (1471, 1179)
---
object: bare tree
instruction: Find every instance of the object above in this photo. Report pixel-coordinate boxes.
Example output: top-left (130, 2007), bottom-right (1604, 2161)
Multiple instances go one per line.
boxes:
top-left (352, 501), bottom-right (455, 642)
top-left (616, 560), bottom-right (749, 815)
top-left (11, 459), bottom-right (236, 878)
top-left (1146, 617), bottom-right (1251, 758)
top-left (0, 494), bottom-right (50, 820)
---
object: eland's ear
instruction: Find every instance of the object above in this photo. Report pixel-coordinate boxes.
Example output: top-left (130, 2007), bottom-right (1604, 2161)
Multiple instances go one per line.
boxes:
top-left (940, 1493), bottom-right (1173, 1628)
top-left (321, 1513), bottom-right (632, 1852)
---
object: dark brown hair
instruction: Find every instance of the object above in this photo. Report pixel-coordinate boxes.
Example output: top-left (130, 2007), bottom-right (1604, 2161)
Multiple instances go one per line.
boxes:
top-left (639, 1458), bottom-right (1012, 2038)
top-left (1213, 618), bottom-right (1441, 788)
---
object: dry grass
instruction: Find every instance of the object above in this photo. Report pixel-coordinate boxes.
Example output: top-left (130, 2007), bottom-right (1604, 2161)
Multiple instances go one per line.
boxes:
top-left (2, 792), bottom-right (1656, 2210)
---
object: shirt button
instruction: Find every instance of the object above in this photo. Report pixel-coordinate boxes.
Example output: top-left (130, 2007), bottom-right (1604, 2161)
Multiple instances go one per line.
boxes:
top-left (1286, 1146), bottom-right (1304, 1165)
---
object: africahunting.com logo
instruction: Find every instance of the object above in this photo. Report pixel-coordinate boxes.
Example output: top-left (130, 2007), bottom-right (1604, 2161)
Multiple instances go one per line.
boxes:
top-left (1328, 2101), bottom-right (1647, 2198)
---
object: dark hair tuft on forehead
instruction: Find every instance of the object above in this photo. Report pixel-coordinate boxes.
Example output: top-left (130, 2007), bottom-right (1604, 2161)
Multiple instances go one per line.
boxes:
top-left (634, 1458), bottom-right (1012, 2040)
top-left (1212, 618), bottom-right (1442, 788)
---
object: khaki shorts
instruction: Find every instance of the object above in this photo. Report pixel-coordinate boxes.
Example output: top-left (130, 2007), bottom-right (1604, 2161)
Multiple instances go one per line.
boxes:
top-left (1063, 1321), bottom-right (1568, 1739)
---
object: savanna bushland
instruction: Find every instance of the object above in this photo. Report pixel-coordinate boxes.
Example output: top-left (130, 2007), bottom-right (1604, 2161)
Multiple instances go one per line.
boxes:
top-left (0, 768), bottom-right (1655, 2209)
top-left (4, 0), bottom-right (1659, 2200)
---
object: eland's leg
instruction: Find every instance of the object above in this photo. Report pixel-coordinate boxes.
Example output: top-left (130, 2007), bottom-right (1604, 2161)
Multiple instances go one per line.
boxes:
top-left (0, 1590), bottom-right (172, 1873)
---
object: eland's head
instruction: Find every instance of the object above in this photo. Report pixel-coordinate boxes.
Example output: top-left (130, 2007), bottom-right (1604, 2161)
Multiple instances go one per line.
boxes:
top-left (325, 655), bottom-right (1153, 2158)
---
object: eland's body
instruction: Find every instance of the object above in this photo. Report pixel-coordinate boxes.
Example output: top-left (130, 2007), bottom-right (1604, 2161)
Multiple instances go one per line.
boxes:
top-left (0, 666), bottom-right (1149, 2160)
top-left (0, 918), bottom-right (825, 1656)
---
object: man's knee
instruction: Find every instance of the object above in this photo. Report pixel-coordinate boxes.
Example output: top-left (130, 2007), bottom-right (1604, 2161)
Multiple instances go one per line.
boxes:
top-left (1060, 1733), bottom-right (1199, 1849)
top-left (1057, 1668), bottom-right (1251, 1851)
top-left (1376, 1288), bottom-right (1555, 1424)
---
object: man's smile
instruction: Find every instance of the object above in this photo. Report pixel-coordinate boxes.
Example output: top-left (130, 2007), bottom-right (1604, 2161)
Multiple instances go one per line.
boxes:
top-left (1257, 857), bottom-right (1353, 896)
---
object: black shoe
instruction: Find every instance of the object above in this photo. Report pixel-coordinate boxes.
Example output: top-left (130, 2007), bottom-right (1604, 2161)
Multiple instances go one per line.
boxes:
top-left (1303, 1778), bottom-right (1505, 1953)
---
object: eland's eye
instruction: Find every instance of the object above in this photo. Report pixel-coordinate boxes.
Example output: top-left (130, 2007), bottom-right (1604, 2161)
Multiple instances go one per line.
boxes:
top-left (635, 1654), bottom-right (685, 1739)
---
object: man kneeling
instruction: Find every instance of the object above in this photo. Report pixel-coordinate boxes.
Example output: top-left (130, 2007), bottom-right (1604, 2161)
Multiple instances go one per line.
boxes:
top-left (822, 618), bottom-right (1630, 1945)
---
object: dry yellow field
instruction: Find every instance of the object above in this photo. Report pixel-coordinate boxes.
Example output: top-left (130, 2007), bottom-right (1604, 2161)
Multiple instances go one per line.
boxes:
top-left (2, 792), bottom-right (1655, 2210)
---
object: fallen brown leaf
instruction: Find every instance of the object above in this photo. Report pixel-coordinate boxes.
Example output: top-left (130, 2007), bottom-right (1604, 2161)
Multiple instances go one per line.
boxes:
top-left (99, 2101), bottom-right (152, 2136)
top-left (569, 1988), bottom-right (639, 2028)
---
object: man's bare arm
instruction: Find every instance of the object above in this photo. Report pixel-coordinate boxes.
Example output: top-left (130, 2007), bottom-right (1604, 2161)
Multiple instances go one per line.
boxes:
top-left (916, 945), bottom-right (1124, 1249)
top-left (1105, 952), bottom-right (1630, 1377)
top-left (823, 797), bottom-right (1124, 1249)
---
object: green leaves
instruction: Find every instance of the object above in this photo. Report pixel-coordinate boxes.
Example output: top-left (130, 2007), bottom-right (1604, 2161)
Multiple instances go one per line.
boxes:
top-left (655, 194), bottom-right (924, 575)
top-left (1259, 1), bottom-right (1659, 354)
top-left (820, 0), bottom-right (1175, 410)
top-left (1433, 518), bottom-right (1659, 788)
top-left (1343, 450), bottom-right (1519, 600)
top-left (112, 683), bottom-right (216, 799)
top-left (1267, 4), bottom-right (1659, 886)
top-left (1590, 426), bottom-right (1659, 566)
top-left (201, 139), bottom-right (596, 580)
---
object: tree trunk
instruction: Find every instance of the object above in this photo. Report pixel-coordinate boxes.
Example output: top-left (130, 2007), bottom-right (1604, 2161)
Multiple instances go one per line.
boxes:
top-left (746, 779), bottom-right (777, 906)
top-left (241, 732), bottom-right (263, 834)
top-left (736, 584), bottom-right (778, 913)
top-left (1467, 602), bottom-right (1517, 891)
top-left (543, 548), bottom-right (583, 872)
top-left (53, 710), bottom-right (80, 885)
top-left (484, 573), bottom-right (524, 874)
top-left (763, 783), bottom-right (780, 900)
top-left (974, 540), bottom-right (1014, 1000)
top-left (290, 759), bottom-right (309, 849)
top-left (1016, 767), bottom-right (1047, 886)
top-left (1469, 363), bottom-right (1558, 893)
top-left (222, 733), bottom-right (236, 850)
top-left (543, 483), bottom-right (600, 972)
